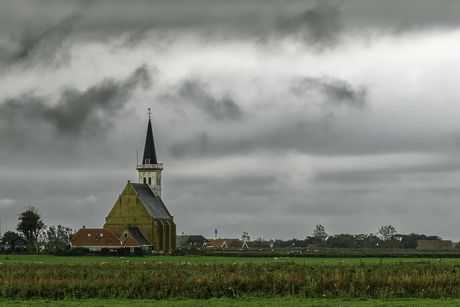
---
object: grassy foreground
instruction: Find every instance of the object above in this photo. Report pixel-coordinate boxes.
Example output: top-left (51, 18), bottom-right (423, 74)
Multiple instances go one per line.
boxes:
top-left (2, 298), bottom-right (460, 306)
top-left (2, 254), bottom-right (460, 265)
top-left (2, 261), bottom-right (460, 300)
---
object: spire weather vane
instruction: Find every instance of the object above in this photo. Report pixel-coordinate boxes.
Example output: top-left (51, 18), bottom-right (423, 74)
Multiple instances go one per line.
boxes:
top-left (148, 108), bottom-right (152, 119)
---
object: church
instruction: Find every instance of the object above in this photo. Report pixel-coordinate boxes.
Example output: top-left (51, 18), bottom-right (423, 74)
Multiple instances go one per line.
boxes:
top-left (102, 114), bottom-right (176, 253)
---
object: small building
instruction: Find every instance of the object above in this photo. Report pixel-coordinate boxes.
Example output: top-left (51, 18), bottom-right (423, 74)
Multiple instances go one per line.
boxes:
top-left (11, 237), bottom-right (28, 252)
top-left (122, 237), bottom-right (144, 256)
top-left (177, 235), bottom-right (208, 248)
top-left (70, 227), bottom-right (122, 255)
top-left (119, 227), bottom-right (153, 254)
top-left (207, 238), bottom-right (244, 248)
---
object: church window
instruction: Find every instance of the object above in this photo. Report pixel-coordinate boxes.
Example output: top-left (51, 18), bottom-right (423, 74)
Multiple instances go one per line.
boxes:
top-left (148, 177), bottom-right (152, 185)
top-left (143, 177), bottom-right (146, 184)
top-left (124, 233), bottom-right (128, 238)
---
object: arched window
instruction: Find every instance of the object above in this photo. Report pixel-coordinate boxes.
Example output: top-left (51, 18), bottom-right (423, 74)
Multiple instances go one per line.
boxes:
top-left (148, 177), bottom-right (152, 185)
top-left (143, 177), bottom-right (146, 184)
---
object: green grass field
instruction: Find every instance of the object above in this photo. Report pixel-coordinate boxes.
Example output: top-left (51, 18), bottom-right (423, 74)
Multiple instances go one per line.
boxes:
top-left (3, 254), bottom-right (460, 265)
top-left (1, 298), bottom-right (460, 306)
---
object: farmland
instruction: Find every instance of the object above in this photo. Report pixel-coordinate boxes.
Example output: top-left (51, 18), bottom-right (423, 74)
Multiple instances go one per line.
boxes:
top-left (3, 254), bottom-right (460, 265)
top-left (2, 255), bottom-right (460, 302)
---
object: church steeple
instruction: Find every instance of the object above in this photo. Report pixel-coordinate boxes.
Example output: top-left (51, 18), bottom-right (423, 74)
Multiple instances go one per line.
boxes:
top-left (137, 109), bottom-right (163, 197)
top-left (142, 115), bottom-right (158, 165)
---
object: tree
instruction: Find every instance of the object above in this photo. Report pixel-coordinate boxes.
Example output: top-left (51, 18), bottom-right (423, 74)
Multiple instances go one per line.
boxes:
top-left (399, 233), bottom-right (442, 249)
top-left (240, 231), bottom-right (250, 243)
top-left (312, 224), bottom-right (328, 242)
top-left (1, 231), bottom-right (20, 246)
top-left (377, 225), bottom-right (397, 241)
top-left (46, 225), bottom-right (73, 250)
top-left (326, 234), bottom-right (356, 248)
top-left (361, 233), bottom-right (381, 248)
top-left (16, 207), bottom-right (46, 253)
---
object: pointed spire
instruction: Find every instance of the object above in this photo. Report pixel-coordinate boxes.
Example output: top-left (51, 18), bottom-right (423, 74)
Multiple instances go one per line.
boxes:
top-left (142, 111), bottom-right (158, 165)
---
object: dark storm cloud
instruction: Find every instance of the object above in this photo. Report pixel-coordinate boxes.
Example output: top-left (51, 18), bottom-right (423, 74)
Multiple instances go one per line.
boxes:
top-left (277, 2), bottom-right (342, 47)
top-left (0, 65), bottom-right (151, 151)
top-left (88, 0), bottom-right (460, 42)
top-left (165, 78), bottom-right (243, 121)
top-left (0, 14), bottom-right (81, 68)
top-left (3, 1), bottom-right (460, 53)
top-left (343, 0), bottom-right (460, 34)
top-left (166, 75), bottom-right (369, 159)
top-left (291, 77), bottom-right (368, 109)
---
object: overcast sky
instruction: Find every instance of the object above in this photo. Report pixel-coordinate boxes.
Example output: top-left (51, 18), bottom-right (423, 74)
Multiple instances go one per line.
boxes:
top-left (1, 0), bottom-right (460, 241)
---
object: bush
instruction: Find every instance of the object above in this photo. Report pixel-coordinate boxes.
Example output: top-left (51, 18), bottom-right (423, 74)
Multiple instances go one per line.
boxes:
top-left (52, 247), bottom-right (88, 256)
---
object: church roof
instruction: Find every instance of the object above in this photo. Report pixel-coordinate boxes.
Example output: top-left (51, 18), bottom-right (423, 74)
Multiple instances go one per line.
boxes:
top-left (131, 183), bottom-right (172, 219)
top-left (127, 227), bottom-right (152, 246)
top-left (142, 118), bottom-right (158, 164)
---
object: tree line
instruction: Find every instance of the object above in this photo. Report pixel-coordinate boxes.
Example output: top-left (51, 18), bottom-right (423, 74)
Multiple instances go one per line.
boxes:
top-left (272, 224), bottom-right (443, 249)
top-left (1, 206), bottom-right (72, 253)
top-left (1, 207), bottom-right (450, 253)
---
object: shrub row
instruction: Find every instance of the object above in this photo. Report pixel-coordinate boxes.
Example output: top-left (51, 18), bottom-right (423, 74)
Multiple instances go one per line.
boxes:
top-left (200, 248), bottom-right (460, 259)
top-left (1, 262), bottom-right (460, 300)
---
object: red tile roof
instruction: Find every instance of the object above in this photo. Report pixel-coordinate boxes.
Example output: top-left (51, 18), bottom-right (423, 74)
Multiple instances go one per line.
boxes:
top-left (70, 228), bottom-right (122, 248)
top-left (123, 237), bottom-right (140, 247)
top-left (208, 238), bottom-right (243, 248)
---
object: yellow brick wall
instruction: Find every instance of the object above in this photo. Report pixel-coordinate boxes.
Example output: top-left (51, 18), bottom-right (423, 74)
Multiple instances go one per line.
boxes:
top-left (104, 182), bottom-right (176, 252)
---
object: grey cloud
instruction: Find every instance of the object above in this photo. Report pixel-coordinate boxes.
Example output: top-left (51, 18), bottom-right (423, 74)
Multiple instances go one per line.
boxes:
top-left (291, 77), bottom-right (368, 109)
top-left (165, 79), bottom-right (243, 121)
top-left (166, 116), bottom-right (311, 159)
top-left (0, 65), bottom-right (152, 151)
top-left (166, 75), bottom-right (368, 159)
top-left (278, 2), bottom-right (342, 47)
top-left (169, 132), bottom-right (210, 159)
top-left (0, 14), bottom-right (80, 68)
top-left (2, 1), bottom-right (460, 53)
top-left (343, 1), bottom-right (460, 34)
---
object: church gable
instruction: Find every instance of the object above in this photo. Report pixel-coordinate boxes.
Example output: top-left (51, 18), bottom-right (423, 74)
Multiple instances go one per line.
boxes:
top-left (106, 181), bottom-right (151, 221)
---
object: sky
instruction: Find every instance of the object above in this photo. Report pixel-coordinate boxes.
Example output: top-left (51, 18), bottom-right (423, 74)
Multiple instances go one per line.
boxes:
top-left (1, 0), bottom-right (460, 241)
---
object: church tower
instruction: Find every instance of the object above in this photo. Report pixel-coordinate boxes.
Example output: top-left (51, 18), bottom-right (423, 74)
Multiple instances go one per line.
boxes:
top-left (104, 110), bottom-right (176, 252)
top-left (137, 110), bottom-right (163, 197)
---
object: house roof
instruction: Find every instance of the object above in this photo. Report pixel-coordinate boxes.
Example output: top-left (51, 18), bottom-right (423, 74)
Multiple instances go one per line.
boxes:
top-left (11, 237), bottom-right (27, 245)
top-left (71, 228), bottom-right (122, 247)
top-left (131, 183), bottom-right (172, 219)
top-left (142, 118), bottom-right (158, 164)
top-left (208, 238), bottom-right (243, 248)
top-left (127, 227), bottom-right (152, 246)
top-left (123, 237), bottom-right (140, 247)
top-left (177, 235), bottom-right (207, 247)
